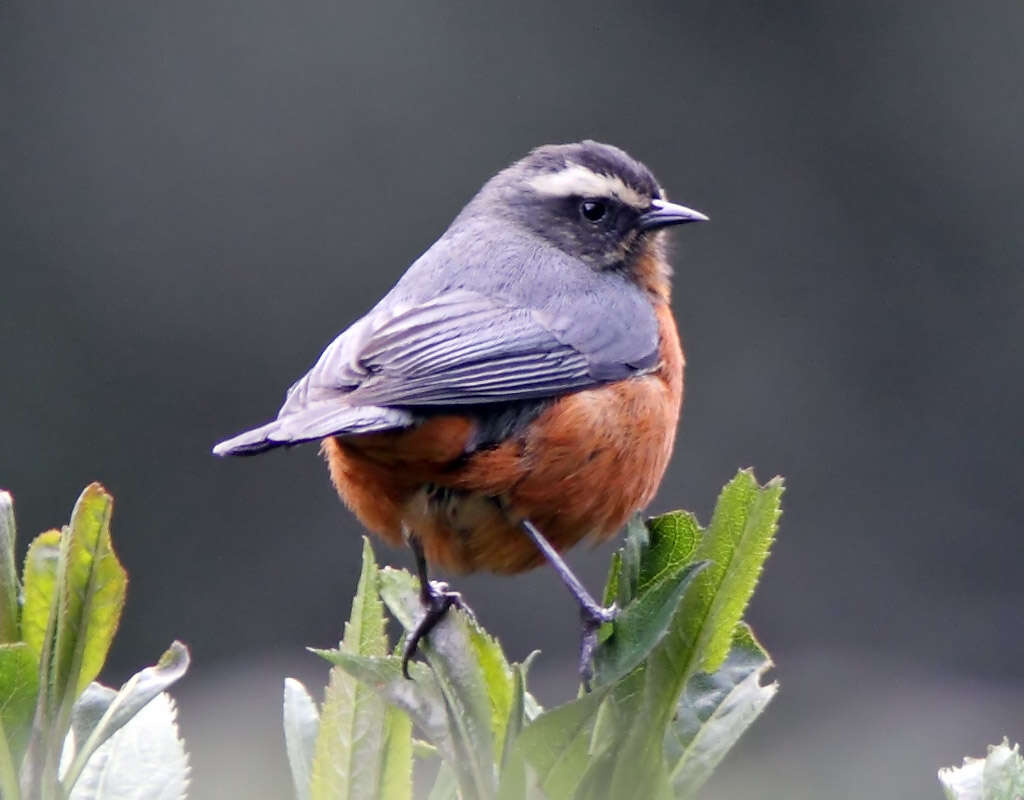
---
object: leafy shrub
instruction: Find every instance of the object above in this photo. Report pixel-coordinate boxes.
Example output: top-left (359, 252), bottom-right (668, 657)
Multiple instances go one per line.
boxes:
top-left (0, 484), bottom-right (189, 800)
top-left (285, 469), bottom-right (783, 800)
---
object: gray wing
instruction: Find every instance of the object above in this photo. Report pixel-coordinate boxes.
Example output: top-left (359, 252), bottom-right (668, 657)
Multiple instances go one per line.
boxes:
top-left (213, 288), bottom-right (658, 455)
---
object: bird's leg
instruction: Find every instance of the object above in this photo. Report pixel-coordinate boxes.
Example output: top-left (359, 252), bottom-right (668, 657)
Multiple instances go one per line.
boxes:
top-left (520, 519), bottom-right (617, 690)
top-left (401, 529), bottom-right (465, 679)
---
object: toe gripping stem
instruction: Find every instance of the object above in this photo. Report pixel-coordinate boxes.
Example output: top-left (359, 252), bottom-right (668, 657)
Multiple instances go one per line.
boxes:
top-left (402, 534), bottom-right (464, 679)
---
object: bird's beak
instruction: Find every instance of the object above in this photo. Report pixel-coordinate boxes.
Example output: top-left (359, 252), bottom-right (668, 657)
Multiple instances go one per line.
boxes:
top-left (637, 199), bottom-right (709, 232)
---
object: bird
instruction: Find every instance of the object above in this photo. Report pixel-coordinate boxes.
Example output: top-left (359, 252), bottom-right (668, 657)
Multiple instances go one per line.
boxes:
top-left (213, 141), bottom-right (707, 684)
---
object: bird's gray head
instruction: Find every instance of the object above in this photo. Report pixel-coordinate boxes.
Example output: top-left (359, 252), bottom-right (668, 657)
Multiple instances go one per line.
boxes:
top-left (462, 141), bottom-right (707, 287)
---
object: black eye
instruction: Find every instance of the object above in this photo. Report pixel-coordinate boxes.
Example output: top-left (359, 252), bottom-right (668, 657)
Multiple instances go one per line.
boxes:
top-left (580, 199), bottom-right (607, 222)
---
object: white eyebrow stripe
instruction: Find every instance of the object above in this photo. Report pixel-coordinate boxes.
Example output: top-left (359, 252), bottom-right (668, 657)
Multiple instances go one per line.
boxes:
top-left (527, 163), bottom-right (649, 209)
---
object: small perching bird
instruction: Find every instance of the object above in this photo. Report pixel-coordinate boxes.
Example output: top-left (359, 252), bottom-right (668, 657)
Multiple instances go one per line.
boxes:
top-left (214, 141), bottom-right (707, 683)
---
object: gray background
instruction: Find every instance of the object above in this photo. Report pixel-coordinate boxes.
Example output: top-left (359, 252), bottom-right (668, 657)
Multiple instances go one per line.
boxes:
top-left (2, 1), bottom-right (1021, 797)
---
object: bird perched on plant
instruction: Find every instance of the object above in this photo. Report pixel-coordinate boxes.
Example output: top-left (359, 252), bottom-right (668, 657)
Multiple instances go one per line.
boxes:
top-left (214, 141), bottom-right (707, 684)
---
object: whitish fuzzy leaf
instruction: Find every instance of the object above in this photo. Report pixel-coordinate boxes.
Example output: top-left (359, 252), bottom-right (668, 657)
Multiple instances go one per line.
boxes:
top-left (427, 762), bottom-right (459, 800)
top-left (666, 623), bottom-right (777, 797)
top-left (66, 692), bottom-right (189, 800)
top-left (0, 492), bottom-right (19, 643)
top-left (939, 739), bottom-right (1024, 800)
top-left (283, 678), bottom-right (319, 800)
top-left (309, 538), bottom-right (392, 800)
top-left (59, 683), bottom-right (116, 780)
top-left (61, 642), bottom-right (190, 792)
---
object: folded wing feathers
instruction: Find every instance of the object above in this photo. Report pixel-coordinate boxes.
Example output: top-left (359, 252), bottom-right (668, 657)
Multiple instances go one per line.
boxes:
top-left (214, 290), bottom-right (613, 454)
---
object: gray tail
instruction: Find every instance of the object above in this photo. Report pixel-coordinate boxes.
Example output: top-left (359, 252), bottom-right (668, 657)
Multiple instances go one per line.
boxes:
top-left (212, 404), bottom-right (415, 457)
top-left (212, 421), bottom-right (297, 456)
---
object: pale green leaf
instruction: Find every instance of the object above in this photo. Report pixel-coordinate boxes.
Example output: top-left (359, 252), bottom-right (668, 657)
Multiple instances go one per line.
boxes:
top-left (468, 620), bottom-right (514, 759)
top-left (939, 739), bottom-right (1024, 800)
top-left (378, 705), bottom-right (412, 800)
top-left (0, 492), bottom-right (19, 643)
top-left (65, 692), bottom-right (189, 800)
top-left (666, 623), bottom-right (777, 797)
top-left (379, 566), bottom-right (497, 799)
top-left (309, 538), bottom-right (391, 800)
top-left (283, 678), bottom-right (319, 800)
top-left (317, 651), bottom-right (454, 765)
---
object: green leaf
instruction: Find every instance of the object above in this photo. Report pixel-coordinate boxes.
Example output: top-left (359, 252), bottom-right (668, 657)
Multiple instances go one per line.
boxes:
top-left (939, 738), bottom-right (1024, 800)
top-left (571, 740), bottom-right (674, 800)
top-left (564, 470), bottom-right (782, 800)
top-left (0, 492), bottom-right (19, 643)
top-left (0, 642), bottom-right (40, 762)
top-left (568, 669), bottom-right (672, 800)
top-left (591, 559), bottom-right (708, 689)
top-left (54, 483), bottom-right (128, 702)
top-left (60, 641), bottom-right (191, 795)
top-left (678, 471), bottom-right (783, 674)
top-left (19, 528), bottom-right (63, 796)
top-left (642, 470), bottom-right (783, 721)
top-left (514, 685), bottom-right (611, 798)
top-left (21, 529), bottom-right (62, 669)
top-left (309, 537), bottom-right (393, 800)
top-left (0, 641), bottom-right (39, 799)
top-left (65, 692), bottom-right (189, 800)
top-left (665, 623), bottom-right (777, 797)
top-left (283, 678), bottom-right (319, 800)
top-left (378, 566), bottom-right (498, 800)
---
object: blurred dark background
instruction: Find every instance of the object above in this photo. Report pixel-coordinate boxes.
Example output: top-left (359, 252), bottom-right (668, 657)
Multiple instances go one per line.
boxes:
top-left (2, 1), bottom-right (1022, 797)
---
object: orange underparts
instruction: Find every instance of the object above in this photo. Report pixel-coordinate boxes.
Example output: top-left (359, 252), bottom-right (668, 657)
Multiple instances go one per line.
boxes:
top-left (323, 301), bottom-right (684, 574)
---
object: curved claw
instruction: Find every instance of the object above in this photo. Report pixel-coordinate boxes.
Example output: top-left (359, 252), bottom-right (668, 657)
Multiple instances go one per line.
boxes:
top-left (401, 580), bottom-right (463, 679)
top-left (579, 602), bottom-right (617, 691)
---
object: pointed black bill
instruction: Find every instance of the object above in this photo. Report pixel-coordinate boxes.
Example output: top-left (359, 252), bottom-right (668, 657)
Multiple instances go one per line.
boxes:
top-left (637, 198), bottom-right (709, 232)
